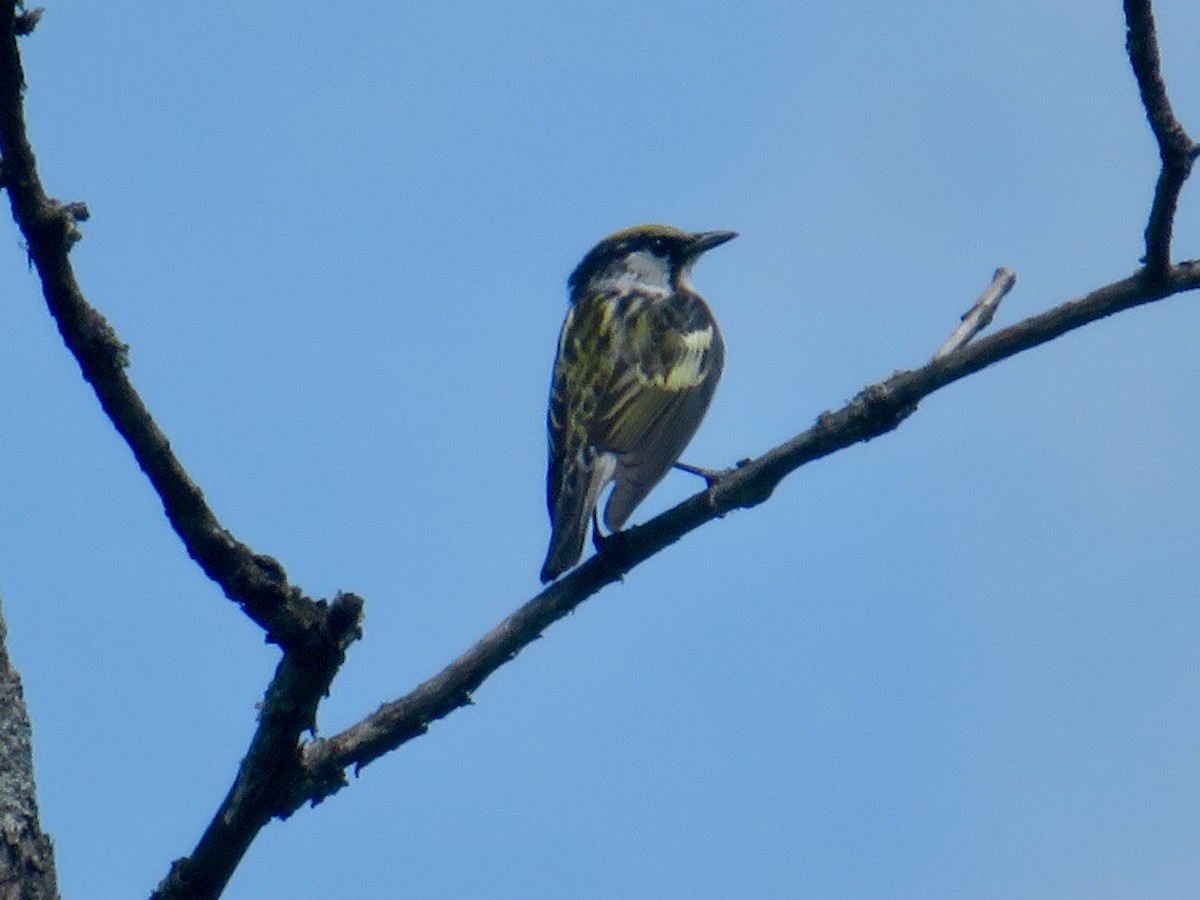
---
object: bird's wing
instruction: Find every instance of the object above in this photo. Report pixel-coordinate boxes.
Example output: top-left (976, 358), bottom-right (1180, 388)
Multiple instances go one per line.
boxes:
top-left (542, 297), bottom-right (620, 581)
top-left (595, 292), bottom-right (724, 530)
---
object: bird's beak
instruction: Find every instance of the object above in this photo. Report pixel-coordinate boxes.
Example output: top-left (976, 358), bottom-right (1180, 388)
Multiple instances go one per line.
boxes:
top-left (688, 230), bottom-right (738, 256)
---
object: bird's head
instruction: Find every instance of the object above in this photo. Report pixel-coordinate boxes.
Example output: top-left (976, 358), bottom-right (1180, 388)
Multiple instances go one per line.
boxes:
top-left (568, 224), bottom-right (737, 300)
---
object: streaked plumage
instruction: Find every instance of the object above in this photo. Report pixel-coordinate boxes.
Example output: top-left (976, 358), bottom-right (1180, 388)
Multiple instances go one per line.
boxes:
top-left (540, 224), bottom-right (735, 582)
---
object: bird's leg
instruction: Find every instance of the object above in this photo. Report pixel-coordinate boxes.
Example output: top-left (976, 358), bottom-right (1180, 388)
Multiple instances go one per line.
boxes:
top-left (673, 460), bottom-right (725, 487)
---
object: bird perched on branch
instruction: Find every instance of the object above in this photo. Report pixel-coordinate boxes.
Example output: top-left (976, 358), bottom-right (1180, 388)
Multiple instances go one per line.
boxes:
top-left (540, 224), bottom-right (736, 582)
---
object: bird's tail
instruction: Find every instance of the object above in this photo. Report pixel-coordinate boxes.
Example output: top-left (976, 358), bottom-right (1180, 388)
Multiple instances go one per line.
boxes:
top-left (541, 449), bottom-right (614, 582)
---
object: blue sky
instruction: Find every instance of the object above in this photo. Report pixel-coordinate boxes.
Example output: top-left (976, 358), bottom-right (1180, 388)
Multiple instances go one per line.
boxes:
top-left (2, 2), bottom-right (1199, 897)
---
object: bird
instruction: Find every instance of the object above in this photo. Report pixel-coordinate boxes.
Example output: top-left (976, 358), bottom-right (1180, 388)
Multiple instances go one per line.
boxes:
top-left (540, 224), bottom-right (736, 582)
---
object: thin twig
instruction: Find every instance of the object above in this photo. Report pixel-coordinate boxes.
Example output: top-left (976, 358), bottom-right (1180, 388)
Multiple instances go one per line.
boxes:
top-left (1124, 0), bottom-right (1200, 274)
top-left (933, 268), bottom-right (1016, 361)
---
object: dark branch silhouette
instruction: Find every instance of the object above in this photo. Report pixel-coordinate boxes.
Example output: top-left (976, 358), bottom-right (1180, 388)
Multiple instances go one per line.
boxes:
top-left (291, 262), bottom-right (1200, 805)
top-left (0, 1), bottom-right (1195, 898)
top-left (1124, 0), bottom-right (1200, 274)
top-left (0, 9), bottom-right (362, 896)
top-left (0, 7), bottom-right (342, 656)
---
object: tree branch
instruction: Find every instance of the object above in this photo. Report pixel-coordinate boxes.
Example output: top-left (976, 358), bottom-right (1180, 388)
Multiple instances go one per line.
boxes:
top-left (0, 7), bottom-right (364, 898)
top-left (0, 3), bottom-right (336, 655)
top-left (288, 0), bottom-right (1200, 787)
top-left (151, 592), bottom-right (362, 900)
top-left (292, 258), bottom-right (1200, 809)
top-left (1124, 0), bottom-right (1200, 274)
